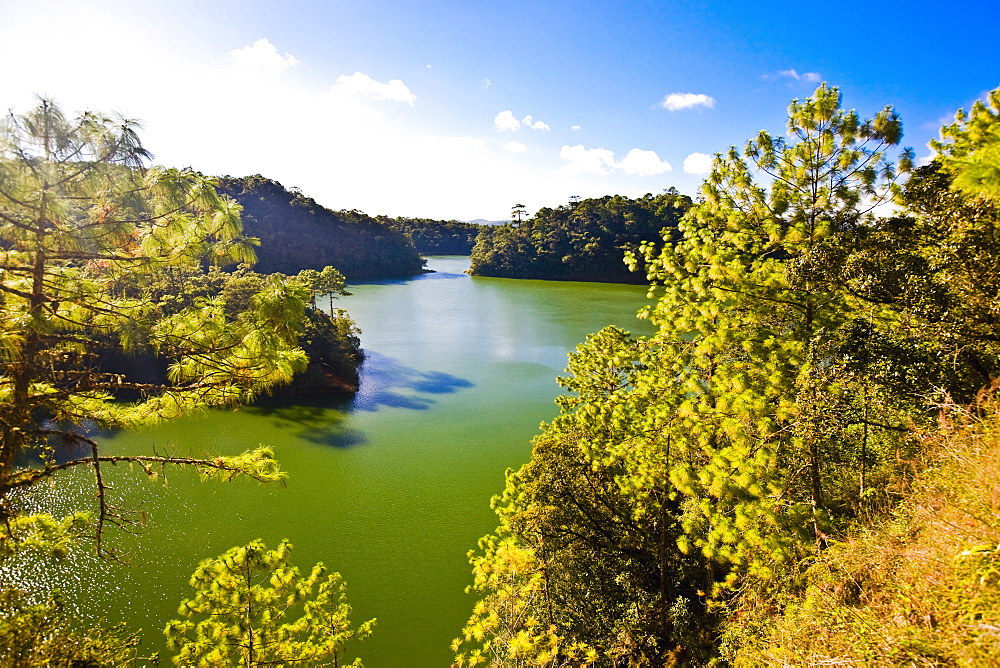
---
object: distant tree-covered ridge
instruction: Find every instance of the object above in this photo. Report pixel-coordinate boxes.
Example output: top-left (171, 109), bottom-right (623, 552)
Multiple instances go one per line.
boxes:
top-left (217, 175), bottom-right (425, 279)
top-left (382, 217), bottom-right (485, 255)
top-left (468, 190), bottom-right (692, 283)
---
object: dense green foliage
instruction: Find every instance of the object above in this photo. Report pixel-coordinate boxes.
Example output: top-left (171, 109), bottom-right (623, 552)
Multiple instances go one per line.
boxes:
top-left (165, 539), bottom-right (374, 667)
top-left (933, 86), bottom-right (1000, 201)
top-left (105, 264), bottom-right (363, 395)
top-left (217, 175), bottom-right (425, 279)
top-left (468, 191), bottom-right (691, 283)
top-left (0, 100), bottom-right (298, 551)
top-left (456, 84), bottom-right (1000, 665)
top-left (383, 216), bottom-right (485, 255)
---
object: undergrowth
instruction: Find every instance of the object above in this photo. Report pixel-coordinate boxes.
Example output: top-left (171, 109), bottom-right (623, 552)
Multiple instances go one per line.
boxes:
top-left (724, 394), bottom-right (1000, 666)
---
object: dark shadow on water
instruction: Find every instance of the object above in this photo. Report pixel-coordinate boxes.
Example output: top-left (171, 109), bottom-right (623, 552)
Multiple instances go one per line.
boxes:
top-left (351, 351), bottom-right (474, 412)
top-left (349, 269), bottom-right (468, 287)
top-left (411, 271), bottom-right (468, 280)
top-left (244, 398), bottom-right (367, 448)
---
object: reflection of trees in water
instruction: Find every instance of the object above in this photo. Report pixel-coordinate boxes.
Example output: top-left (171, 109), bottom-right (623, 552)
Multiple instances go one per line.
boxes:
top-left (352, 351), bottom-right (474, 411)
top-left (244, 353), bottom-right (473, 446)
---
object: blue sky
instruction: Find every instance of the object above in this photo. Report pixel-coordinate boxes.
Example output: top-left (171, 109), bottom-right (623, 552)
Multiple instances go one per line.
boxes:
top-left (1, 0), bottom-right (997, 220)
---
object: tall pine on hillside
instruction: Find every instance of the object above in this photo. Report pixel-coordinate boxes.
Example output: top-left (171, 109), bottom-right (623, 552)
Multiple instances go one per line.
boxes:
top-left (455, 84), bottom-right (917, 665)
top-left (0, 99), bottom-right (302, 555)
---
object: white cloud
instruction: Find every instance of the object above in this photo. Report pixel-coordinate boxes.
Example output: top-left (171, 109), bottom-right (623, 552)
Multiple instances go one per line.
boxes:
top-left (561, 145), bottom-right (677, 177)
top-left (0, 4), bottom-right (577, 220)
top-left (522, 115), bottom-right (550, 131)
top-left (0, 3), bottom-right (729, 221)
top-left (502, 140), bottom-right (527, 153)
top-left (334, 72), bottom-right (416, 105)
top-left (661, 92), bottom-right (715, 111)
top-left (494, 111), bottom-right (549, 131)
top-left (560, 145), bottom-right (617, 175)
top-left (229, 38), bottom-right (299, 73)
top-left (571, 125), bottom-right (581, 130)
top-left (777, 69), bottom-right (821, 83)
top-left (619, 148), bottom-right (671, 176)
top-left (494, 110), bottom-right (521, 131)
top-left (683, 152), bottom-right (714, 174)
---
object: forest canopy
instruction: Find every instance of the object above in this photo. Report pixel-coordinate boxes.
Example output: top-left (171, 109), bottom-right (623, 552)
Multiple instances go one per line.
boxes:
top-left (468, 190), bottom-right (691, 283)
top-left (217, 175), bottom-right (426, 279)
top-left (383, 217), bottom-right (485, 255)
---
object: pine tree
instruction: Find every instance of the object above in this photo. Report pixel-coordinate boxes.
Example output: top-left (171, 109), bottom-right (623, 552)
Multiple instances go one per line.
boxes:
top-left (165, 539), bottom-right (374, 667)
top-left (457, 83), bottom-right (918, 664)
top-left (0, 98), bottom-right (304, 555)
top-left (636, 82), bottom-right (914, 555)
top-left (932, 85), bottom-right (1000, 201)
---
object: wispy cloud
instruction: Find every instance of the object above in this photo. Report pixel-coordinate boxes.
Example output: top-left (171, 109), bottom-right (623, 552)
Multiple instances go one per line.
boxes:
top-left (502, 140), bottom-right (527, 153)
top-left (661, 93), bottom-right (715, 111)
top-left (775, 69), bottom-right (821, 83)
top-left (683, 152), bottom-right (713, 174)
top-left (559, 145), bottom-right (618, 175)
top-left (229, 38), bottom-right (299, 73)
top-left (334, 72), bottom-right (416, 105)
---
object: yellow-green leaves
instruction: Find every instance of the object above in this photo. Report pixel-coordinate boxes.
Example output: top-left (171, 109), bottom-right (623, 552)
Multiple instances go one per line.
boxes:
top-left (0, 512), bottom-right (91, 560)
top-left (0, 99), bottom-right (321, 559)
top-left (165, 539), bottom-right (373, 667)
top-left (460, 83), bottom-right (935, 664)
top-left (934, 86), bottom-right (1000, 201)
top-left (197, 446), bottom-right (287, 484)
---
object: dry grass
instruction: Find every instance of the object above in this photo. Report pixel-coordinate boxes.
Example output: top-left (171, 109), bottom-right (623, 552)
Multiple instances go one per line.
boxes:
top-left (727, 396), bottom-right (1000, 666)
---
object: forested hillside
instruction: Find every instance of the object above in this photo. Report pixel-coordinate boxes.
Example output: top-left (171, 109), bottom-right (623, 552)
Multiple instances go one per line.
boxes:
top-left (383, 217), bottom-right (485, 255)
top-left (468, 190), bottom-right (691, 283)
top-left (454, 84), bottom-right (1000, 665)
top-left (217, 175), bottom-right (425, 279)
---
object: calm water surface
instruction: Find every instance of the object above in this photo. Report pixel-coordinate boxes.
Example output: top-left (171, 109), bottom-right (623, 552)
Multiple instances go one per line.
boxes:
top-left (14, 256), bottom-right (655, 666)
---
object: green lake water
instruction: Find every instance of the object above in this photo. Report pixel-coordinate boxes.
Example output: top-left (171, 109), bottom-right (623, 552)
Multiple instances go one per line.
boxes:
top-left (9, 256), bottom-right (655, 666)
